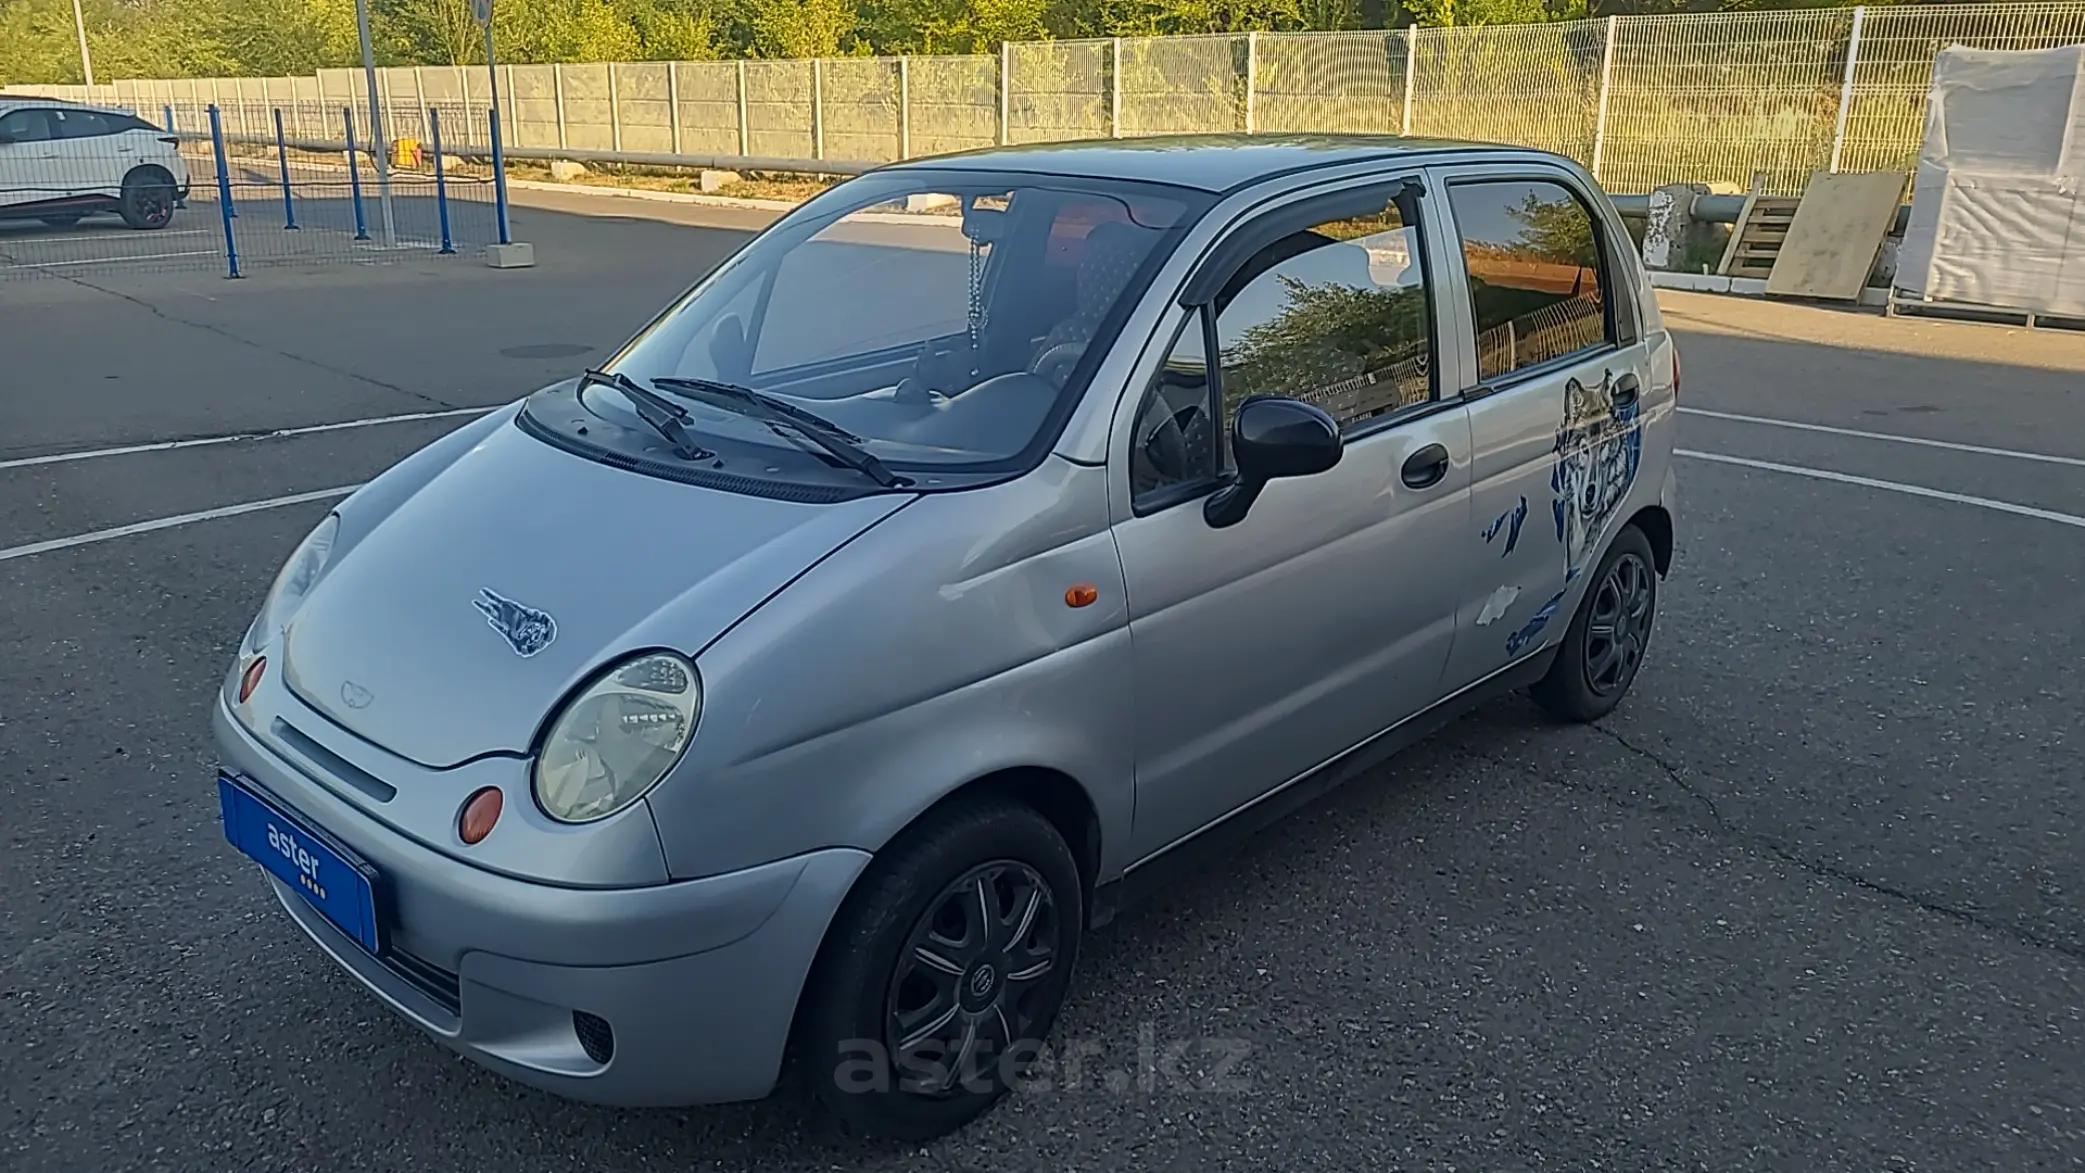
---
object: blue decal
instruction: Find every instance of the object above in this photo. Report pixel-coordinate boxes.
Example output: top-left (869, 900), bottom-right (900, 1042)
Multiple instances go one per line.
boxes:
top-left (1506, 590), bottom-right (1565, 655)
top-left (1482, 509), bottom-right (1510, 544)
top-left (1482, 496), bottom-right (1530, 556)
top-left (474, 587), bottom-right (558, 658)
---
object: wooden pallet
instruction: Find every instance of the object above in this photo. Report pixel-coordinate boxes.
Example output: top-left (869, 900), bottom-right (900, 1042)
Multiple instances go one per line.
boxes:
top-left (1717, 186), bottom-right (1803, 280)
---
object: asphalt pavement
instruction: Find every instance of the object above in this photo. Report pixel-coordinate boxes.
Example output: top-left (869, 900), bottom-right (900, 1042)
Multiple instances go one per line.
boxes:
top-left (3, 188), bottom-right (2082, 1172)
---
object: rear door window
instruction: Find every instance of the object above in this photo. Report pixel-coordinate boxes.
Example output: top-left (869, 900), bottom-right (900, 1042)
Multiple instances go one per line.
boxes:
top-left (1446, 179), bottom-right (1613, 383)
top-left (0, 109), bottom-right (58, 142)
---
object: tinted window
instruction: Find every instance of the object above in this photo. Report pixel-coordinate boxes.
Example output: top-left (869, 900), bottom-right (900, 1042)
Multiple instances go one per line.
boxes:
top-left (1448, 179), bottom-right (1611, 382)
top-left (0, 109), bottom-right (57, 142)
top-left (1214, 199), bottom-right (1432, 429)
top-left (1130, 190), bottom-right (1435, 501)
top-left (55, 109), bottom-right (116, 138)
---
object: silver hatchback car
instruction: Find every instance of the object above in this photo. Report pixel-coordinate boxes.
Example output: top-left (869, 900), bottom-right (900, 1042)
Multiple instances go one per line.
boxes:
top-left (214, 135), bottom-right (1676, 1139)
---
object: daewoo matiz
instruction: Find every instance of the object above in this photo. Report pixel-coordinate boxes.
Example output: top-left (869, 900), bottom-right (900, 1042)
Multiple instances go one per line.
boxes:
top-left (214, 134), bottom-right (1678, 1140)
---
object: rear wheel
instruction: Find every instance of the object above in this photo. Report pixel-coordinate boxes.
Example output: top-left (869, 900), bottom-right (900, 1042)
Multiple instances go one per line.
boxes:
top-left (1529, 524), bottom-right (1659, 723)
top-left (119, 168), bottom-right (177, 230)
top-left (797, 796), bottom-right (1083, 1140)
top-left (39, 213), bottom-right (84, 228)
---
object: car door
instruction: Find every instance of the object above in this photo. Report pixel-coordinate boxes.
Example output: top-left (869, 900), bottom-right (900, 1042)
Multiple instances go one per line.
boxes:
top-left (1110, 173), bottom-right (1475, 862)
top-left (0, 108), bottom-right (63, 210)
top-left (1433, 166), bottom-right (1657, 692)
top-left (49, 108), bottom-right (126, 198)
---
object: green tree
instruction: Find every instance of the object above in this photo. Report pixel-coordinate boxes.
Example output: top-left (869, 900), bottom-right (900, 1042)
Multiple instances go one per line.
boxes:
top-left (738, 0), bottom-right (858, 57)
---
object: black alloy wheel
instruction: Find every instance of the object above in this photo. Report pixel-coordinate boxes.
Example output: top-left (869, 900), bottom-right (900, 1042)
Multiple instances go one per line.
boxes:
top-left (885, 860), bottom-right (1061, 1096)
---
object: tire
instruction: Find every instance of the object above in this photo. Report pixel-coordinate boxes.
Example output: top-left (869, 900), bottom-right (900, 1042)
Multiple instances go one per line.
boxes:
top-left (1529, 524), bottom-right (1659, 723)
top-left (797, 797), bottom-right (1084, 1141)
top-left (118, 168), bottom-right (177, 230)
top-left (39, 213), bottom-right (83, 228)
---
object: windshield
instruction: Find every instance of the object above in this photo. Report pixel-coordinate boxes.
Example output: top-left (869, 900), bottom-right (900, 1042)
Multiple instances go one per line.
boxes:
top-left (603, 170), bottom-right (1211, 472)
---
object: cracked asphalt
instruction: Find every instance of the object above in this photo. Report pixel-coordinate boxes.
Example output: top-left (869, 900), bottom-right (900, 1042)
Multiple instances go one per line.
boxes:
top-left (4, 189), bottom-right (2084, 1172)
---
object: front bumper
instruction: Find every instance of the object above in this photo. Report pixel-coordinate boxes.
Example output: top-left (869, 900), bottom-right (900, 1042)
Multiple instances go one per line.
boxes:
top-left (213, 698), bottom-right (869, 1106)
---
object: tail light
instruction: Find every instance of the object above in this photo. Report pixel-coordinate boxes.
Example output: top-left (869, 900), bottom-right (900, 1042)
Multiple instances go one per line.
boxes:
top-left (1670, 346), bottom-right (1681, 401)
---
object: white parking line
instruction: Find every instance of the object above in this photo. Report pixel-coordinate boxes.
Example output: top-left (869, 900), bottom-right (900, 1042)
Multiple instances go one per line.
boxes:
top-left (1679, 407), bottom-right (2085, 469)
top-left (1677, 449), bottom-right (2085, 530)
top-left (0, 250), bottom-right (222, 269)
top-left (15, 229), bottom-right (215, 244)
top-left (0, 485), bottom-right (361, 565)
top-left (0, 406), bottom-right (492, 472)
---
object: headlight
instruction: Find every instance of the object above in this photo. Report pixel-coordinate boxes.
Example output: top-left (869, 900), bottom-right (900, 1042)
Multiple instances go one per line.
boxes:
top-left (247, 514), bottom-right (339, 653)
top-left (533, 652), bottom-right (701, 823)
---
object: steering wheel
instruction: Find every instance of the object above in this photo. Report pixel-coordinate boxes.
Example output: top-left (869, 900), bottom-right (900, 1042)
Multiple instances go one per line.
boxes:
top-left (1133, 400), bottom-right (1213, 494)
top-left (1028, 341), bottom-right (1087, 387)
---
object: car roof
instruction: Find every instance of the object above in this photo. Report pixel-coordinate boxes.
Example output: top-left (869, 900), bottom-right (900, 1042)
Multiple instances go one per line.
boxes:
top-left (882, 133), bottom-right (1554, 194)
top-left (0, 95), bottom-right (123, 116)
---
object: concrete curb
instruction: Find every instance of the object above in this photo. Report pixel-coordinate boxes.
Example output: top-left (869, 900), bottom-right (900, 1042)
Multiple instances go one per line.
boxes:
top-left (1649, 270), bottom-right (1890, 307)
top-left (504, 178), bottom-right (800, 212)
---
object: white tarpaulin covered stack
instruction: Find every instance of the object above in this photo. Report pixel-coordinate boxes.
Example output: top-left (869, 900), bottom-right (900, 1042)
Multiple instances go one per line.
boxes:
top-left (1895, 44), bottom-right (2085, 317)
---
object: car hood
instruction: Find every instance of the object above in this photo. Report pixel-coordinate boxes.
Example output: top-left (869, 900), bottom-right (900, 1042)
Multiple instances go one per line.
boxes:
top-left (281, 420), bottom-right (911, 769)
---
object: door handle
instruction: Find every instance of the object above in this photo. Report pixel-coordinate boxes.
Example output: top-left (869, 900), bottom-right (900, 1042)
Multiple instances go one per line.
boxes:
top-left (1401, 443), bottom-right (1451, 490)
top-left (1610, 371), bottom-right (1641, 409)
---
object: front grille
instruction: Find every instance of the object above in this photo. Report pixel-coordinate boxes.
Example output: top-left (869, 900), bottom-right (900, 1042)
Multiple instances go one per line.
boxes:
top-left (385, 948), bottom-right (462, 1016)
top-left (572, 1011), bottom-right (615, 1065)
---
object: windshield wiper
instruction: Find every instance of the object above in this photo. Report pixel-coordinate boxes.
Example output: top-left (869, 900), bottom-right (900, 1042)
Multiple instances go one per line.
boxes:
top-left (578, 368), bottom-right (713, 461)
top-left (653, 376), bottom-right (909, 489)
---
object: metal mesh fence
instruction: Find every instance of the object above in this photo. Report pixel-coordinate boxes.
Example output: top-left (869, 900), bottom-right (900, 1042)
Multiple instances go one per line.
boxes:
top-left (1602, 9), bottom-right (1851, 196)
top-left (1839, 2), bottom-right (2085, 175)
top-left (821, 58), bottom-right (901, 162)
top-left (673, 61), bottom-right (743, 155)
top-left (11, 2), bottom-right (2085, 211)
top-left (1254, 31), bottom-right (1407, 135)
top-left (1007, 40), bottom-right (1109, 144)
top-left (905, 55), bottom-right (999, 158)
top-left (0, 100), bottom-right (498, 280)
top-left (744, 60), bottom-right (815, 159)
top-left (1120, 35), bottom-right (1244, 136)
top-left (1409, 20), bottom-right (1605, 162)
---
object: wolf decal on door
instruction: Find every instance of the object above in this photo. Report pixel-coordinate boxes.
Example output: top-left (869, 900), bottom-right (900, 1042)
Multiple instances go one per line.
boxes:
top-left (1551, 369), bottom-right (1642, 584)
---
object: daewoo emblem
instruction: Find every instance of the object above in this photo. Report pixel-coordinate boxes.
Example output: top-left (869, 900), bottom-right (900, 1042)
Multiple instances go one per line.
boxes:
top-left (339, 680), bottom-right (374, 709)
top-left (473, 588), bottom-right (558, 658)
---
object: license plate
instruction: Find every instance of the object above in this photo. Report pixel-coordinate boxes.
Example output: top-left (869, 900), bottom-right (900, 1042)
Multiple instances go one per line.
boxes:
top-left (218, 772), bottom-right (381, 955)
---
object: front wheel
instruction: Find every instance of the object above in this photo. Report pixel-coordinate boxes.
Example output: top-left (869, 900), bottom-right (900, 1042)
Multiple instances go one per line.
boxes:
top-left (796, 797), bottom-right (1083, 1140)
top-left (119, 168), bottom-right (177, 230)
top-left (1529, 523), bottom-right (1659, 723)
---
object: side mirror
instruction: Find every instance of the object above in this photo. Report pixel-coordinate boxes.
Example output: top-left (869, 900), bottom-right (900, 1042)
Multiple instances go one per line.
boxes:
top-left (0, 134), bottom-right (16, 146)
top-left (1204, 396), bottom-right (1343, 529)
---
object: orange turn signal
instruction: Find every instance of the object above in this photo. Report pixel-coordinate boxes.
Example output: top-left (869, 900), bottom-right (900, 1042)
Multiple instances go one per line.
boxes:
top-left (459, 786), bottom-right (504, 845)
top-left (238, 656), bottom-right (267, 703)
top-left (1065, 583), bottom-right (1099, 609)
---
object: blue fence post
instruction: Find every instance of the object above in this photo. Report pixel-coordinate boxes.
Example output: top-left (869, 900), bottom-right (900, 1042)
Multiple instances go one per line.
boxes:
top-left (273, 108), bottom-right (300, 231)
top-left (428, 107), bottom-right (456, 255)
top-left (208, 106), bottom-right (241, 279)
top-left (343, 106), bottom-right (369, 242)
top-left (488, 107), bottom-right (511, 246)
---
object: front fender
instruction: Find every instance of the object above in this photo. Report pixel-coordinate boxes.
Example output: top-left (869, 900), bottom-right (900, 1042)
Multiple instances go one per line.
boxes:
top-left (647, 458), bottom-right (1135, 882)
